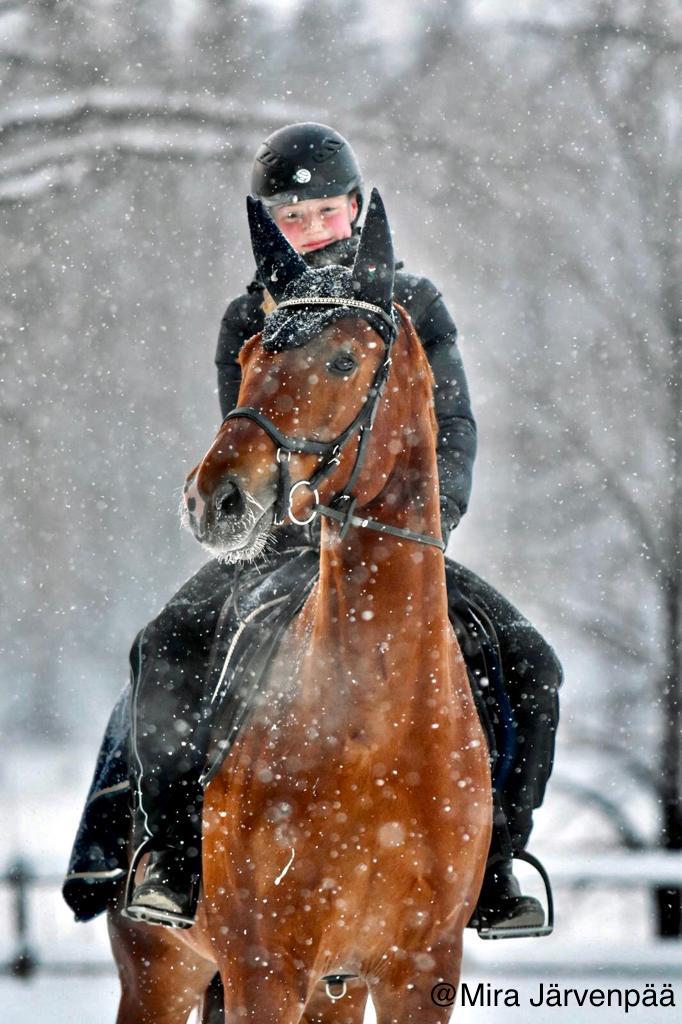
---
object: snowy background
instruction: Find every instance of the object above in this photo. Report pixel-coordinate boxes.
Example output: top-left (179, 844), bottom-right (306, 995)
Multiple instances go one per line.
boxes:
top-left (1, 0), bottom-right (681, 1019)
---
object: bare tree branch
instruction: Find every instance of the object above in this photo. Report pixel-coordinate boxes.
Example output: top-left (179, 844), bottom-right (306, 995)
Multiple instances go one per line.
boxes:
top-left (0, 0), bottom-right (27, 14)
top-left (568, 733), bottom-right (662, 796)
top-left (0, 89), bottom-right (300, 141)
top-left (508, 19), bottom-right (682, 55)
top-left (0, 91), bottom-right (403, 198)
top-left (0, 50), bottom-right (78, 74)
top-left (552, 777), bottom-right (648, 849)
top-left (512, 373), bottom-right (666, 563)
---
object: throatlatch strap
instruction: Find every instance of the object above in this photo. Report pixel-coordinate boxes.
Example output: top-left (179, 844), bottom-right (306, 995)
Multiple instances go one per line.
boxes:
top-left (316, 502), bottom-right (445, 551)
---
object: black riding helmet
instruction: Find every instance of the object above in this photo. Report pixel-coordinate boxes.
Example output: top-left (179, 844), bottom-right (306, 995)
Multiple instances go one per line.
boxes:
top-left (251, 122), bottom-right (364, 222)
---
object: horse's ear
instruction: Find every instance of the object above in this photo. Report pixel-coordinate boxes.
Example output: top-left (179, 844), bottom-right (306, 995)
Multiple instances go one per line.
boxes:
top-left (247, 195), bottom-right (308, 302)
top-left (351, 188), bottom-right (395, 312)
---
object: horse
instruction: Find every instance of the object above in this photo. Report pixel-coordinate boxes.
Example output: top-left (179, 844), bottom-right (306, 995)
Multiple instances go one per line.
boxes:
top-left (107, 189), bottom-right (492, 1024)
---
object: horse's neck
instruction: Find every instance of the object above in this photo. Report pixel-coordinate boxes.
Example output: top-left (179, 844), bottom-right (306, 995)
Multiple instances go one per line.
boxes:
top-left (309, 423), bottom-right (453, 707)
top-left (317, 529), bottom-right (450, 652)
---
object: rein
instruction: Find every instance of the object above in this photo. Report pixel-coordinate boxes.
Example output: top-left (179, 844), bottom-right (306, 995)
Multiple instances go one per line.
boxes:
top-left (222, 297), bottom-right (445, 552)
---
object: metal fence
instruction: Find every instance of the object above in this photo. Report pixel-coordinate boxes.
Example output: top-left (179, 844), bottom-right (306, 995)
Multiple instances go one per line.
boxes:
top-left (0, 858), bottom-right (114, 979)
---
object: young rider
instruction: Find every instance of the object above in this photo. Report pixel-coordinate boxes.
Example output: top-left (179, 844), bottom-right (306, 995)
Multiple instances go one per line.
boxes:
top-left (125, 123), bottom-right (562, 934)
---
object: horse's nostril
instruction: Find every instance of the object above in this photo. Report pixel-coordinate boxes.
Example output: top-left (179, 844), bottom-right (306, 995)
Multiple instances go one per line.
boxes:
top-left (216, 481), bottom-right (245, 520)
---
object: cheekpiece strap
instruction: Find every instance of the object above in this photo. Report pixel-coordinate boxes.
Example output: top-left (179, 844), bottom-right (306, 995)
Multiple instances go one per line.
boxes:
top-left (275, 296), bottom-right (397, 338)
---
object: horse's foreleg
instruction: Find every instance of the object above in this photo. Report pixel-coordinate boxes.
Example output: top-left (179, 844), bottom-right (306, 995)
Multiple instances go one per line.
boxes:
top-left (301, 977), bottom-right (368, 1024)
top-left (108, 909), bottom-right (216, 1024)
top-left (370, 933), bottom-right (464, 1024)
top-left (219, 959), bottom-right (309, 1024)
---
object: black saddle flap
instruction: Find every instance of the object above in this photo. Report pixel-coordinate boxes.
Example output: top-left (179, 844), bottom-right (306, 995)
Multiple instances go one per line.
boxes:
top-left (201, 547), bottom-right (319, 785)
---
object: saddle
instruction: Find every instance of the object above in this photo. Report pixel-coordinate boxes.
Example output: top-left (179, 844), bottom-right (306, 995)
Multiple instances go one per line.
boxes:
top-left (63, 556), bottom-right (509, 922)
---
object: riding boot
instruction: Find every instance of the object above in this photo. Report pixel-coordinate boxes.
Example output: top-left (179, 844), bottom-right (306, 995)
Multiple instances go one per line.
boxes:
top-left (126, 846), bottom-right (201, 929)
top-left (468, 795), bottom-right (545, 935)
top-left (478, 659), bottom-right (559, 936)
top-left (124, 757), bottom-right (206, 925)
top-left (124, 617), bottom-right (212, 929)
top-left (473, 857), bottom-right (545, 933)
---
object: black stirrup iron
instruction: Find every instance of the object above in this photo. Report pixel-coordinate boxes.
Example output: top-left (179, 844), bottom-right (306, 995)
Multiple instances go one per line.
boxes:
top-left (475, 850), bottom-right (554, 940)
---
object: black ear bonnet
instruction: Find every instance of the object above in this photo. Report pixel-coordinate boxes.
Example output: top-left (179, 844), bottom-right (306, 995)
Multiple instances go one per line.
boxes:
top-left (247, 188), bottom-right (396, 351)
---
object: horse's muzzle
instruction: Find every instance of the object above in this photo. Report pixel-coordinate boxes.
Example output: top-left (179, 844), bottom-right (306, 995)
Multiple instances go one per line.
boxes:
top-left (183, 472), bottom-right (275, 559)
top-left (185, 476), bottom-right (246, 539)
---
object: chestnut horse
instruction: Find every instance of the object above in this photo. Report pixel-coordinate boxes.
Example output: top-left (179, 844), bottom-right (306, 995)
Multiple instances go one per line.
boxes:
top-left (108, 191), bottom-right (491, 1023)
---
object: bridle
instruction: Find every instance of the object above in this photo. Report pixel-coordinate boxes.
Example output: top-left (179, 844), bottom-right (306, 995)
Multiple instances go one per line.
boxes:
top-left (222, 297), bottom-right (445, 552)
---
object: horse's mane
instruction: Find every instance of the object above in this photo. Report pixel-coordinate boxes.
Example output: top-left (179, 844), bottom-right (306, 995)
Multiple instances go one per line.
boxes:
top-left (393, 302), bottom-right (438, 442)
top-left (238, 332), bottom-right (263, 369)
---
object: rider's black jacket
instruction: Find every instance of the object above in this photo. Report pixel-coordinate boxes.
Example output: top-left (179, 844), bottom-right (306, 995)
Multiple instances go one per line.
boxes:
top-left (215, 237), bottom-right (477, 533)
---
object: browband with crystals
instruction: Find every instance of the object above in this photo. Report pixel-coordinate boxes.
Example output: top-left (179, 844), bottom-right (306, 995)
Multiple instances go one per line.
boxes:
top-left (275, 295), bottom-right (397, 337)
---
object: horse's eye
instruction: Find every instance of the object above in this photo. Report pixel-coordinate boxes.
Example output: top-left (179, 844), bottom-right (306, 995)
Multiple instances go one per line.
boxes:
top-left (327, 352), bottom-right (358, 376)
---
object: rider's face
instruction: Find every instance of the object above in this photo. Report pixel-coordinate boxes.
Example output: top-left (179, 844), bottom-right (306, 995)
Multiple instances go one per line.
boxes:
top-left (271, 193), bottom-right (358, 255)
